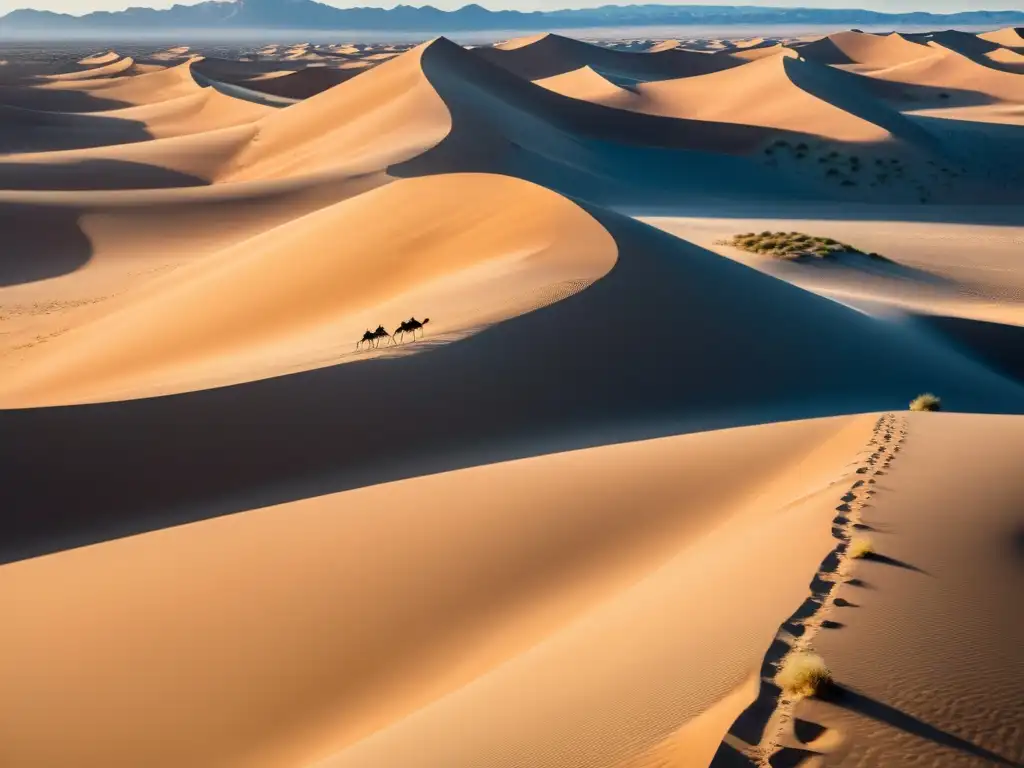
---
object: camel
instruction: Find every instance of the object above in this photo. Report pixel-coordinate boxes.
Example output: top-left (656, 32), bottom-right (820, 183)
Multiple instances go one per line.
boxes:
top-left (390, 317), bottom-right (431, 344)
top-left (406, 317), bottom-right (430, 339)
top-left (356, 325), bottom-right (390, 349)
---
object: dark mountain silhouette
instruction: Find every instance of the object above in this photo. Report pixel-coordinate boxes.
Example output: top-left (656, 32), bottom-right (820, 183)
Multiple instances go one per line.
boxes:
top-left (2, 2), bottom-right (1023, 35)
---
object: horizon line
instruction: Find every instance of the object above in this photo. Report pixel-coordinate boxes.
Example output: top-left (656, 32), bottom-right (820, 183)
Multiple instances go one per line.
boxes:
top-left (7, 2), bottom-right (1024, 18)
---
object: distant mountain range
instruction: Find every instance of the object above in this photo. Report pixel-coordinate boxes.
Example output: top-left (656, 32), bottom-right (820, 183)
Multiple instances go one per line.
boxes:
top-left (2, 1), bottom-right (1023, 34)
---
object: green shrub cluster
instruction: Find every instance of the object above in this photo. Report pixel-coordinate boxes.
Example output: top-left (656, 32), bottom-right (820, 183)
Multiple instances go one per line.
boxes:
top-left (726, 231), bottom-right (885, 261)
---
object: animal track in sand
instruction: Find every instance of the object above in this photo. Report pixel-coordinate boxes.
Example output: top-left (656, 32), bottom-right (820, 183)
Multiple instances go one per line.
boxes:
top-left (713, 412), bottom-right (908, 767)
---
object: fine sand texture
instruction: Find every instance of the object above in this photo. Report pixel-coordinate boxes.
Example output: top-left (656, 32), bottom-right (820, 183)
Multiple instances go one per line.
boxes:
top-left (0, 28), bottom-right (1022, 768)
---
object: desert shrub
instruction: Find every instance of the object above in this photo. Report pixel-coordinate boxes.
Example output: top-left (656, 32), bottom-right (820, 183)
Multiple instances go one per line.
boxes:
top-left (777, 653), bottom-right (832, 697)
top-left (910, 393), bottom-right (941, 412)
top-left (848, 537), bottom-right (874, 559)
top-left (726, 231), bottom-right (879, 262)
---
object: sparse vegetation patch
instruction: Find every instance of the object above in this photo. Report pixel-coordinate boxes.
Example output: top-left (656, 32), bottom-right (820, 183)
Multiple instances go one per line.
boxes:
top-left (777, 652), bottom-right (833, 698)
top-left (848, 537), bottom-right (874, 559)
top-left (910, 393), bottom-right (942, 412)
top-left (723, 231), bottom-right (889, 263)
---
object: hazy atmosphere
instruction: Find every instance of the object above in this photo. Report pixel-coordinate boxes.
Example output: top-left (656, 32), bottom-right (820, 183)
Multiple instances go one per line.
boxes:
top-left (10, 0), bottom-right (1024, 13)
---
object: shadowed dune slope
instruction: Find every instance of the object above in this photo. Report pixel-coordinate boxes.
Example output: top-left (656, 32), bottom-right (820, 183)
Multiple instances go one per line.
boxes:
top-left (867, 46), bottom-right (1024, 105)
top-left (0, 125), bottom-right (259, 189)
top-left (42, 56), bottom-right (138, 82)
top-left (805, 413), bottom-right (1024, 768)
top-left (0, 59), bottom-right (203, 113)
top-left (227, 39), bottom-right (812, 203)
top-left (474, 32), bottom-right (744, 81)
top-left (0, 88), bottom-right (269, 155)
top-left (2, 179), bottom-right (1023, 561)
top-left (35, 59), bottom-right (203, 107)
top-left (572, 53), bottom-right (936, 145)
top-left (0, 414), bottom-right (876, 768)
top-left (78, 51), bottom-right (122, 66)
top-left (0, 167), bottom-right (387, 284)
top-left (909, 30), bottom-right (1005, 58)
top-left (795, 31), bottom-right (934, 68)
top-left (236, 66), bottom-right (367, 99)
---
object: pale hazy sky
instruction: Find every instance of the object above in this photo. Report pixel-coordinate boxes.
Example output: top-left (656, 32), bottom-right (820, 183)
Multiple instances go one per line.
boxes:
top-left (5, 0), bottom-right (1022, 14)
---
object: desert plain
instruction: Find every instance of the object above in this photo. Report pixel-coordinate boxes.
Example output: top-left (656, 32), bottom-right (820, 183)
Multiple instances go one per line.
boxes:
top-left (0, 25), bottom-right (1023, 768)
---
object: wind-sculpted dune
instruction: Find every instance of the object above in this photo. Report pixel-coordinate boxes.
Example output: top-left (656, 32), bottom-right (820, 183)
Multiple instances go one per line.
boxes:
top-left (793, 30), bottom-right (935, 69)
top-left (0, 26), bottom-right (1022, 768)
top-left (538, 52), bottom-right (936, 146)
top-left (475, 32), bottom-right (744, 81)
top-left (979, 26), bottom-right (1024, 49)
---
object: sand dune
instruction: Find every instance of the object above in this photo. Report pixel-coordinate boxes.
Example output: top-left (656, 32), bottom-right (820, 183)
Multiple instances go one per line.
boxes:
top-left (0, 174), bottom-right (615, 404)
top-left (725, 43), bottom-right (789, 62)
top-left (44, 55), bottom-right (137, 81)
top-left (646, 39), bottom-right (683, 53)
top-left (1, 26), bottom-right (1022, 768)
top-left (867, 45), bottom-right (1024, 105)
top-left (0, 86), bottom-right (269, 154)
top-left (223, 43), bottom-right (450, 182)
top-left (538, 52), bottom-right (933, 147)
top-left (223, 38), bottom-right (784, 201)
top-left (235, 66), bottom-right (368, 99)
top-left (534, 65), bottom-right (640, 108)
top-left (795, 31), bottom-right (934, 69)
top-left (476, 32), bottom-right (743, 81)
top-left (0, 414), bottom-right (878, 768)
top-left (0, 59), bottom-right (203, 112)
top-left (979, 26), bottom-right (1024, 49)
top-left (78, 51), bottom-right (122, 66)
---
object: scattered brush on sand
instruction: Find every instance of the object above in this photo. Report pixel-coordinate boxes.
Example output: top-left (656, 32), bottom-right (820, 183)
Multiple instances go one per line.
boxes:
top-left (848, 537), bottom-right (875, 559)
top-left (777, 652), bottom-right (833, 698)
top-left (910, 393), bottom-right (942, 412)
top-left (723, 231), bottom-right (891, 263)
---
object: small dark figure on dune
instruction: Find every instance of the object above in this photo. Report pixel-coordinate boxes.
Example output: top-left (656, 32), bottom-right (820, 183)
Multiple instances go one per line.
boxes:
top-left (356, 325), bottom-right (391, 349)
top-left (390, 317), bottom-right (430, 344)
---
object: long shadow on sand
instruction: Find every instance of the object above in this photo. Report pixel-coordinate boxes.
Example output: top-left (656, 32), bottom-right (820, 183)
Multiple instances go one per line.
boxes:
top-left (912, 314), bottom-right (1024, 386)
top-left (395, 38), bottom-right (822, 207)
top-left (2, 212), bottom-right (1023, 563)
top-left (0, 106), bottom-right (156, 154)
top-left (823, 685), bottom-right (1023, 766)
top-left (0, 204), bottom-right (94, 286)
top-left (0, 83), bottom-right (133, 113)
top-left (0, 159), bottom-right (207, 192)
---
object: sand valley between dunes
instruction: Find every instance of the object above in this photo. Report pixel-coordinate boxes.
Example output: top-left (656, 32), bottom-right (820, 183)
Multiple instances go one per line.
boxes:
top-left (0, 27), bottom-right (1022, 768)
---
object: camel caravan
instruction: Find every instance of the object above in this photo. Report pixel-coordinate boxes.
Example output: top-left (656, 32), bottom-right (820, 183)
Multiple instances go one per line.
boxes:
top-left (357, 317), bottom-right (430, 349)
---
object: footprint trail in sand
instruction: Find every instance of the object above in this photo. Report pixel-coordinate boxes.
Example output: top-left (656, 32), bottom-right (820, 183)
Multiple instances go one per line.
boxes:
top-left (717, 412), bottom-right (908, 767)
